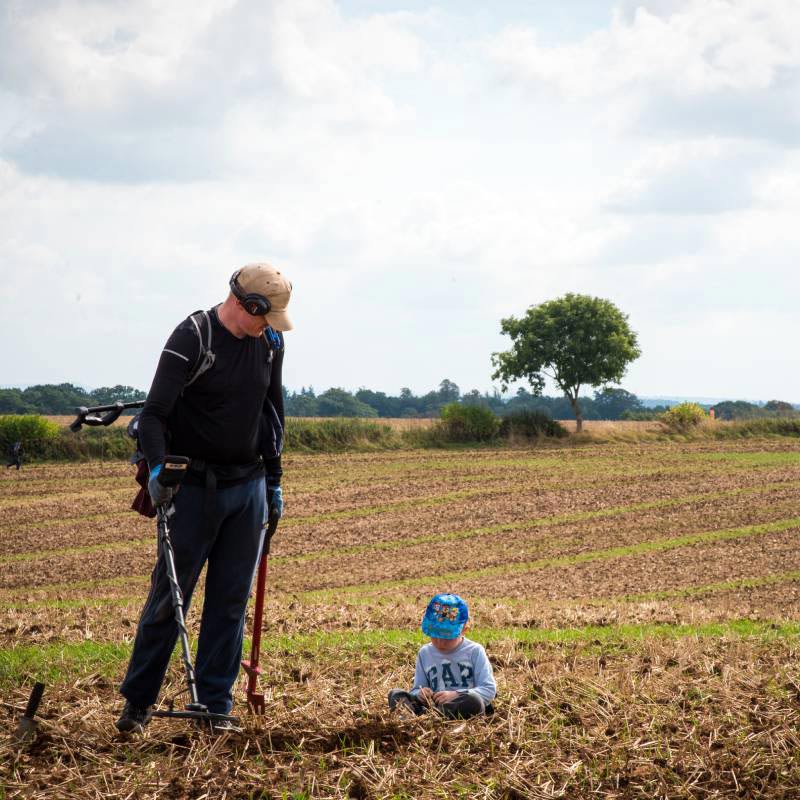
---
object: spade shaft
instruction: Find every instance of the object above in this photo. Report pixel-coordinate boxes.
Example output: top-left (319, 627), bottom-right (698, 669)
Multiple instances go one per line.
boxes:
top-left (12, 682), bottom-right (45, 745)
top-left (242, 513), bottom-right (279, 713)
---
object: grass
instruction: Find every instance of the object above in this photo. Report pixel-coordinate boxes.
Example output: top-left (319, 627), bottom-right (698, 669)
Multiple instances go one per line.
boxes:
top-left (0, 509), bottom-right (133, 535)
top-left (303, 515), bottom-right (800, 599)
top-left (272, 479), bottom-right (800, 566)
top-left (7, 476), bottom-right (796, 573)
top-left (0, 596), bottom-right (142, 611)
top-left (3, 620), bottom-right (799, 690)
top-left (0, 537), bottom-right (153, 566)
top-left (285, 417), bottom-right (402, 452)
top-left (569, 417), bottom-right (800, 443)
top-left (484, 567), bottom-right (800, 611)
top-left (687, 450), bottom-right (800, 466)
top-left (623, 569), bottom-right (800, 603)
top-left (19, 416), bottom-right (800, 464)
top-left (0, 573), bottom-right (151, 600)
top-left (0, 485), bottom-right (133, 510)
top-left (0, 641), bottom-right (131, 686)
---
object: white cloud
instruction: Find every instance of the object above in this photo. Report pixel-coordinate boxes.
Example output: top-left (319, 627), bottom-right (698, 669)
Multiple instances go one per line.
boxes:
top-left (488, 0), bottom-right (800, 142)
top-left (605, 138), bottom-right (774, 214)
top-left (0, 0), bottom-right (428, 182)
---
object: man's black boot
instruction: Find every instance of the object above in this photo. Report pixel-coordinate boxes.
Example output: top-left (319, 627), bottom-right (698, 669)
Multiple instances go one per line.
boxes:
top-left (116, 701), bottom-right (153, 733)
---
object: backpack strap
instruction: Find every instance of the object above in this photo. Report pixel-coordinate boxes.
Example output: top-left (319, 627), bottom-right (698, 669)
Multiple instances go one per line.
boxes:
top-left (264, 327), bottom-right (284, 352)
top-left (181, 313), bottom-right (277, 388)
top-left (184, 310), bottom-right (216, 387)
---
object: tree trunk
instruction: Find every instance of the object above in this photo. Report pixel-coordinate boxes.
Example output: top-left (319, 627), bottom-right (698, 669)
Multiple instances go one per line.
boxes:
top-left (569, 394), bottom-right (583, 432)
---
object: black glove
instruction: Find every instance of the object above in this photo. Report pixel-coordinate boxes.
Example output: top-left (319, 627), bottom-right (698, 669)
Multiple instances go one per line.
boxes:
top-left (266, 480), bottom-right (283, 521)
top-left (147, 464), bottom-right (175, 507)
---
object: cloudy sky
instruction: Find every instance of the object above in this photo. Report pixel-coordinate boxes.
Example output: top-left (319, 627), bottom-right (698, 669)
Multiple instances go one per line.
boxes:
top-left (1, 0), bottom-right (798, 401)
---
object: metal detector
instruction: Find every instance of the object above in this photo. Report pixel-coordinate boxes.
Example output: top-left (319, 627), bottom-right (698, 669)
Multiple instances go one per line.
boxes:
top-left (149, 456), bottom-right (240, 728)
top-left (70, 403), bottom-right (267, 724)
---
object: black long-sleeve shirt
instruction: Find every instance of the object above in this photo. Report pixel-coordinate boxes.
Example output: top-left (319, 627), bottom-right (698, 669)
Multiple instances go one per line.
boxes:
top-left (138, 306), bottom-right (284, 484)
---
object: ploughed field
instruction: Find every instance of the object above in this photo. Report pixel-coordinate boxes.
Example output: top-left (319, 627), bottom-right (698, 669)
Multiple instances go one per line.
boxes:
top-left (2, 440), bottom-right (800, 799)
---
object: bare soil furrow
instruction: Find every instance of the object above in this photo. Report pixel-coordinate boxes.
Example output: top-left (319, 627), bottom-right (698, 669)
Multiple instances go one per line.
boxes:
top-left (457, 527), bottom-right (800, 602)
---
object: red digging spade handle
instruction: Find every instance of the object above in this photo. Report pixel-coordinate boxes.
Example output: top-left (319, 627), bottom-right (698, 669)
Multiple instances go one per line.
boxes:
top-left (242, 513), bottom-right (279, 714)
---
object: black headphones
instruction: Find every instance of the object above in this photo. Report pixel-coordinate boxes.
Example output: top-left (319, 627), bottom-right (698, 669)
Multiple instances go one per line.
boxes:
top-left (229, 269), bottom-right (272, 316)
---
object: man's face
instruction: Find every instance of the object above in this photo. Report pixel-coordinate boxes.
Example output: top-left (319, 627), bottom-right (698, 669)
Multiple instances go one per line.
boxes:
top-left (237, 302), bottom-right (270, 338)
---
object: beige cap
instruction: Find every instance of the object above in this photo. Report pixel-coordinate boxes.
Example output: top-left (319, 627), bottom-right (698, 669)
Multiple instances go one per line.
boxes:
top-left (235, 262), bottom-right (293, 331)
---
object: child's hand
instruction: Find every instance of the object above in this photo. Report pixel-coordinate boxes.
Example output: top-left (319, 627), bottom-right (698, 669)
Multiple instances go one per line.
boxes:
top-left (417, 687), bottom-right (434, 704)
top-left (433, 690), bottom-right (460, 704)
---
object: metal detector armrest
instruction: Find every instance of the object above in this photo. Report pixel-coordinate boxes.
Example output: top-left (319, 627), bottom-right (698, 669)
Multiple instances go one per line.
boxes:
top-left (69, 400), bottom-right (145, 432)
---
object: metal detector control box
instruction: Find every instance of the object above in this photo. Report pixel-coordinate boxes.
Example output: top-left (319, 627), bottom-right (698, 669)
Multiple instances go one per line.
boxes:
top-left (158, 456), bottom-right (190, 487)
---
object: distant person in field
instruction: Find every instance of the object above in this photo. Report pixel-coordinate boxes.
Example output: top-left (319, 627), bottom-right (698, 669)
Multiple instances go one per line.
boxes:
top-left (388, 593), bottom-right (496, 719)
top-left (116, 263), bottom-right (292, 734)
top-left (6, 440), bottom-right (22, 470)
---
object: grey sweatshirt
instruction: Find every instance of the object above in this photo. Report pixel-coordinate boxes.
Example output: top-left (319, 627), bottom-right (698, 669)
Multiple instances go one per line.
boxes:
top-left (410, 637), bottom-right (496, 703)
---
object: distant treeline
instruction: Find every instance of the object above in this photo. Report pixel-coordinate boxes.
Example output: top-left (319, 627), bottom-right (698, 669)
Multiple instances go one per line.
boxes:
top-left (0, 384), bottom-right (146, 415)
top-left (1, 381), bottom-right (797, 421)
top-left (709, 399), bottom-right (799, 420)
top-left (284, 382), bottom-right (655, 420)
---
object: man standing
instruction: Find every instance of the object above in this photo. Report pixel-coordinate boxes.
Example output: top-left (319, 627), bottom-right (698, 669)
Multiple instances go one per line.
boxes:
top-left (6, 441), bottom-right (22, 470)
top-left (116, 263), bottom-right (292, 733)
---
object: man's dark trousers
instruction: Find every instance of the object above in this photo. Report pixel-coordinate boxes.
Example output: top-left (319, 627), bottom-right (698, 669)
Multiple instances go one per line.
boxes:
top-left (120, 476), bottom-right (266, 714)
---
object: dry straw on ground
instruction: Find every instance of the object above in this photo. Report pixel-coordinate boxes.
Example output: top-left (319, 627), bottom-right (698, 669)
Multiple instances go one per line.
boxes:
top-left (2, 439), bottom-right (800, 797)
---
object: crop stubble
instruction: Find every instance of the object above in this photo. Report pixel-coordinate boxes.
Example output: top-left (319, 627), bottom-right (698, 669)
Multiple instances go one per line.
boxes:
top-left (2, 439), bottom-right (800, 798)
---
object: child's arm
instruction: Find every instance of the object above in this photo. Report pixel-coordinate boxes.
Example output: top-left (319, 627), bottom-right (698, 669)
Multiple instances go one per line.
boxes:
top-left (409, 650), bottom-right (430, 698)
top-left (468, 645), bottom-right (497, 702)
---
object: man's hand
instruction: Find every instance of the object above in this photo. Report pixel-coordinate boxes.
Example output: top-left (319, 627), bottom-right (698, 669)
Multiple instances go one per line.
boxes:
top-left (416, 687), bottom-right (434, 705)
top-left (433, 690), bottom-right (460, 704)
top-left (147, 464), bottom-right (176, 507)
top-left (267, 483), bottom-right (283, 521)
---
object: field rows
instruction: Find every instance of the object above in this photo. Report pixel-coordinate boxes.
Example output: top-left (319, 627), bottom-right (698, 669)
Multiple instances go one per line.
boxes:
top-left (2, 439), bottom-right (800, 798)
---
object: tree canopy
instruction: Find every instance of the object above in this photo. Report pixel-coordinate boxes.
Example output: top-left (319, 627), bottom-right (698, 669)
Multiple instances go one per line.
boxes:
top-left (491, 293), bottom-right (641, 430)
top-left (0, 384), bottom-right (145, 414)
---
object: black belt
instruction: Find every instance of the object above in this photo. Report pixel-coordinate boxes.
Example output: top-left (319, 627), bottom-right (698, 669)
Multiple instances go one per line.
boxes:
top-left (187, 459), bottom-right (263, 535)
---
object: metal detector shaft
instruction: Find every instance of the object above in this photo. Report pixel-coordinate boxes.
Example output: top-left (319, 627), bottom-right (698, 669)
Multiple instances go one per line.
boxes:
top-left (149, 487), bottom-right (239, 727)
top-left (155, 505), bottom-right (201, 707)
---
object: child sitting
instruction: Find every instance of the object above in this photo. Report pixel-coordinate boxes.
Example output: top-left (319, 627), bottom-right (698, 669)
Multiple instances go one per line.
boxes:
top-left (388, 593), bottom-right (496, 719)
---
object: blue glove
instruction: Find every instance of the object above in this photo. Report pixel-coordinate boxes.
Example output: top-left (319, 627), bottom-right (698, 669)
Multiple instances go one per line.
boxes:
top-left (267, 483), bottom-right (283, 521)
top-left (147, 463), bottom-right (176, 507)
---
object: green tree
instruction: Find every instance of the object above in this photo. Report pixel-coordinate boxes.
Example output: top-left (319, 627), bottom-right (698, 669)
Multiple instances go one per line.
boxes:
top-left (460, 389), bottom-right (485, 407)
top-left (21, 383), bottom-right (92, 414)
top-left (711, 400), bottom-right (761, 420)
top-left (355, 389), bottom-right (393, 417)
top-left (491, 294), bottom-right (641, 431)
top-left (437, 379), bottom-right (460, 404)
top-left (286, 387), bottom-right (319, 416)
top-left (397, 387), bottom-right (420, 417)
top-left (764, 400), bottom-right (797, 417)
top-left (0, 388), bottom-right (35, 414)
top-left (316, 388), bottom-right (378, 417)
top-left (89, 385), bottom-right (146, 407)
top-left (593, 387), bottom-right (643, 420)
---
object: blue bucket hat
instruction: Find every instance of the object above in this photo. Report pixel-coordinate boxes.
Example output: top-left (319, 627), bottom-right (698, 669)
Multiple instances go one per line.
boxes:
top-left (421, 593), bottom-right (469, 639)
